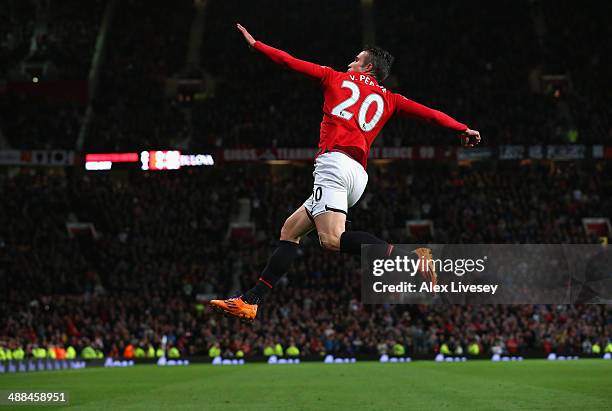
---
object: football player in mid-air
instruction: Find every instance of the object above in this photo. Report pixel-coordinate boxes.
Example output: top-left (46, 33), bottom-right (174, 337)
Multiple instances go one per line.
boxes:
top-left (209, 24), bottom-right (481, 321)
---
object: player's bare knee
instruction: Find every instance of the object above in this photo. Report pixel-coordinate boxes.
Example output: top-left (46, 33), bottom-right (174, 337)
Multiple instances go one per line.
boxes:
top-left (318, 232), bottom-right (341, 252)
top-left (279, 221), bottom-right (300, 243)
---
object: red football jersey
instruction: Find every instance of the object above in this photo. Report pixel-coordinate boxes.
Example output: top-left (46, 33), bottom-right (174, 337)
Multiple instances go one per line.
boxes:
top-left (253, 41), bottom-right (468, 169)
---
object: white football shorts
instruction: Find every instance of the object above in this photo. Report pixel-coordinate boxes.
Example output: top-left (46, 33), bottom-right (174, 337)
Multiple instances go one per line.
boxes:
top-left (303, 151), bottom-right (368, 218)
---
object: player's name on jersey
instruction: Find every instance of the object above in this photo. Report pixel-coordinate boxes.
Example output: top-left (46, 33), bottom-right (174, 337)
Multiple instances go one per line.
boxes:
top-left (348, 74), bottom-right (386, 91)
top-left (372, 281), bottom-right (499, 295)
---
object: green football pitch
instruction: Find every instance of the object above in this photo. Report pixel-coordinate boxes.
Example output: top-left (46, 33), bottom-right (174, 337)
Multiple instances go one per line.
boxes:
top-left (1, 360), bottom-right (611, 410)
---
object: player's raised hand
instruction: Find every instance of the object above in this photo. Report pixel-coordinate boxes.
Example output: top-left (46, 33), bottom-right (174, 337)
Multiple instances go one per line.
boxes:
top-left (460, 128), bottom-right (481, 148)
top-left (236, 23), bottom-right (256, 47)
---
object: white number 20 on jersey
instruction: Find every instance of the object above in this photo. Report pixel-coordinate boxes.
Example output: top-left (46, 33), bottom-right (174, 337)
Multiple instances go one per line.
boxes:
top-left (330, 80), bottom-right (384, 132)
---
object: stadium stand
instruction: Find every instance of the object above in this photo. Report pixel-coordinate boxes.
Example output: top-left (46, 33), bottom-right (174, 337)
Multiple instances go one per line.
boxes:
top-left (0, 0), bottom-right (105, 150)
top-left (2, 1), bottom-right (610, 151)
top-left (31, 0), bottom-right (106, 78)
top-left (0, 0), bottom-right (611, 362)
top-left (0, 1), bottom-right (33, 77)
top-left (1, 163), bottom-right (610, 358)
top-left (540, 0), bottom-right (612, 143)
top-left (87, 0), bottom-right (192, 152)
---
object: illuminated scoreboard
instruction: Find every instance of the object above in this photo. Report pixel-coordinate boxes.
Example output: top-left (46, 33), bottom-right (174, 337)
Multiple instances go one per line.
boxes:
top-left (140, 150), bottom-right (180, 170)
top-left (85, 151), bottom-right (214, 171)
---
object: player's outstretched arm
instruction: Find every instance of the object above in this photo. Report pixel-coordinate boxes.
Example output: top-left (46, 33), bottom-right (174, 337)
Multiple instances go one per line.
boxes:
top-left (236, 23), bottom-right (330, 81)
top-left (394, 94), bottom-right (481, 147)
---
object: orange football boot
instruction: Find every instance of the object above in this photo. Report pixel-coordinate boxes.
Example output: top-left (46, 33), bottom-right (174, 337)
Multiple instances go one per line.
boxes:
top-left (413, 247), bottom-right (438, 287)
top-left (208, 296), bottom-right (258, 322)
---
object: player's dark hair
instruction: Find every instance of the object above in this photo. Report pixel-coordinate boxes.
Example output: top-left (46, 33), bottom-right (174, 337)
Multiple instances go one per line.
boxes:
top-left (363, 46), bottom-right (394, 81)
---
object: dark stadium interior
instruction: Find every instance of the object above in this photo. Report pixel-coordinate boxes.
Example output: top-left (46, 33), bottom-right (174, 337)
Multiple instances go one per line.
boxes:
top-left (1, 0), bottom-right (611, 364)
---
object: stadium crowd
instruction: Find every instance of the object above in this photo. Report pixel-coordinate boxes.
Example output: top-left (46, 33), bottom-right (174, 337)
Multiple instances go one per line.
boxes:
top-left (1, 162), bottom-right (611, 359)
top-left (0, 93), bottom-right (83, 150)
top-left (1, 0), bottom-right (611, 362)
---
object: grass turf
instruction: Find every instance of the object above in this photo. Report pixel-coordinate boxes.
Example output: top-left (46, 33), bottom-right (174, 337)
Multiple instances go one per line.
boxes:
top-left (1, 360), bottom-right (611, 410)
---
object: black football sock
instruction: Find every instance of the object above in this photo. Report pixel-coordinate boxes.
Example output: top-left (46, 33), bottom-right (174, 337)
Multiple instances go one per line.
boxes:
top-left (339, 231), bottom-right (392, 257)
top-left (242, 240), bottom-right (299, 305)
